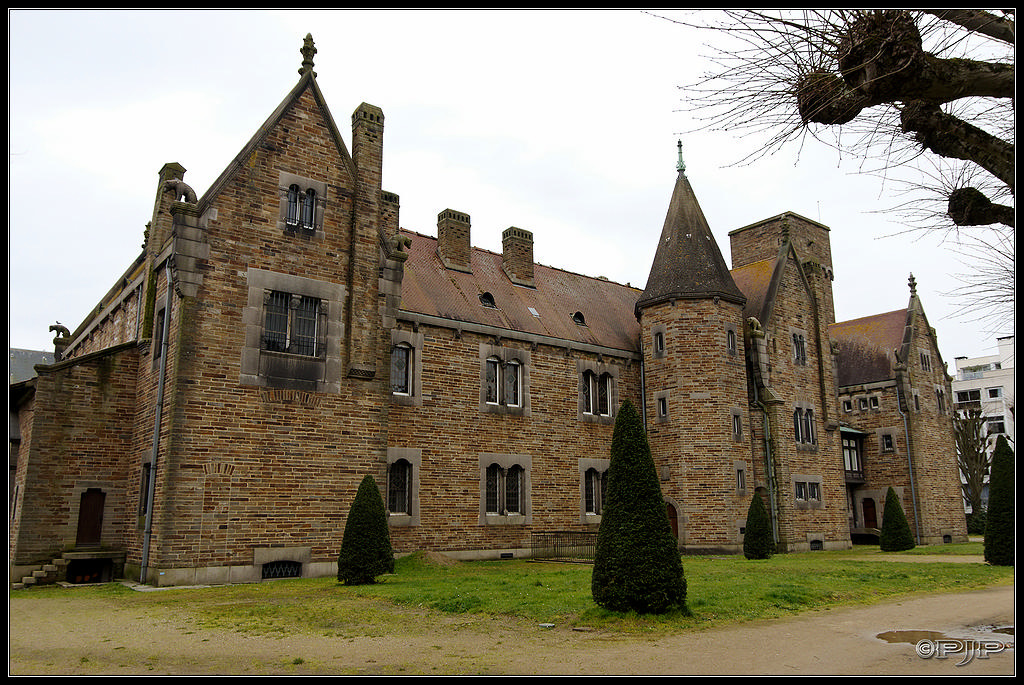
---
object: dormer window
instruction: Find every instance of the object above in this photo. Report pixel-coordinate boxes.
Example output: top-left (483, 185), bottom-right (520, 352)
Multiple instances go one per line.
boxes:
top-left (479, 292), bottom-right (497, 309)
top-left (572, 311), bottom-right (587, 326)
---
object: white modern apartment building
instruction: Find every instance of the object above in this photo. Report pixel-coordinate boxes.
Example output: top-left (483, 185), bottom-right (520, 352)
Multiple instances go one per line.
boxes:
top-left (952, 335), bottom-right (1015, 511)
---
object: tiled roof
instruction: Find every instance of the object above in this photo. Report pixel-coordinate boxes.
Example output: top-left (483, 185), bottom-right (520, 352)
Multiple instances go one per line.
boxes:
top-left (636, 170), bottom-right (746, 314)
top-left (829, 310), bottom-right (908, 387)
top-left (730, 258), bottom-right (776, 322)
top-left (398, 230), bottom-right (642, 354)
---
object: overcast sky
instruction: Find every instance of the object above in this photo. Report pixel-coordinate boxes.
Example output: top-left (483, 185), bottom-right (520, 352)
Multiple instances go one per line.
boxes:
top-left (9, 9), bottom-right (1011, 368)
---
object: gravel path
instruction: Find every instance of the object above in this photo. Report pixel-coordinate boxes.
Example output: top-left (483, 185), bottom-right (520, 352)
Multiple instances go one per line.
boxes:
top-left (9, 582), bottom-right (1013, 675)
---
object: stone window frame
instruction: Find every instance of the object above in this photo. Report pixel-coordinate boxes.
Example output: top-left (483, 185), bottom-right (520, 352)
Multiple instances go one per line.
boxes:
top-left (876, 428), bottom-right (899, 454)
top-left (730, 408), bottom-right (744, 442)
top-left (578, 457), bottom-right (610, 523)
top-left (651, 324), bottom-right (667, 360)
top-left (918, 348), bottom-right (933, 373)
top-left (386, 448), bottom-right (421, 527)
top-left (725, 324), bottom-right (739, 357)
top-left (478, 453), bottom-right (532, 525)
top-left (240, 268), bottom-right (344, 393)
top-left (734, 460), bottom-right (748, 496)
top-left (792, 473), bottom-right (824, 510)
top-left (277, 171), bottom-right (327, 238)
top-left (577, 360), bottom-right (619, 424)
top-left (790, 327), bottom-right (808, 366)
top-left (478, 343), bottom-right (531, 417)
top-left (793, 401), bottom-right (817, 448)
top-left (654, 390), bottom-right (671, 424)
top-left (389, 329), bottom-right (424, 406)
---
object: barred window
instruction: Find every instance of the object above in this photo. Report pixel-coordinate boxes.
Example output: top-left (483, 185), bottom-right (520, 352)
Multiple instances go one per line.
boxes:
top-left (263, 291), bottom-right (321, 356)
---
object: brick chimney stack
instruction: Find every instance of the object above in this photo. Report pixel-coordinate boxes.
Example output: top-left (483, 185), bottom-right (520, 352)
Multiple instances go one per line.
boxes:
top-left (437, 209), bottom-right (472, 273)
top-left (502, 226), bottom-right (534, 287)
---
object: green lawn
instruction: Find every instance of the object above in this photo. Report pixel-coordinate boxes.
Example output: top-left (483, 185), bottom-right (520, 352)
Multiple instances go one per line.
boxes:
top-left (11, 542), bottom-right (1012, 639)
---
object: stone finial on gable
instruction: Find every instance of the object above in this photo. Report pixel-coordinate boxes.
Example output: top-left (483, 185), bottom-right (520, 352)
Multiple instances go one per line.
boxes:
top-left (676, 139), bottom-right (686, 173)
top-left (908, 273), bottom-right (917, 296)
top-left (299, 33), bottom-right (317, 77)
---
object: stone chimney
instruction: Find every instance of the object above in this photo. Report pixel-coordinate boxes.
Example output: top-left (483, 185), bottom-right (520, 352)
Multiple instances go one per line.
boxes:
top-left (502, 226), bottom-right (534, 287)
top-left (437, 209), bottom-right (472, 273)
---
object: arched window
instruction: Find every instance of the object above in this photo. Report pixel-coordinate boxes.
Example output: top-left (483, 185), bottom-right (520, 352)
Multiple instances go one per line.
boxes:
top-left (727, 329), bottom-right (737, 355)
top-left (286, 184), bottom-right (300, 226)
top-left (505, 464), bottom-right (523, 514)
top-left (503, 359), bottom-right (521, 407)
top-left (387, 459), bottom-right (412, 514)
top-left (582, 370), bottom-right (612, 417)
top-left (301, 188), bottom-right (316, 229)
top-left (584, 467), bottom-right (607, 515)
top-left (390, 342), bottom-right (412, 395)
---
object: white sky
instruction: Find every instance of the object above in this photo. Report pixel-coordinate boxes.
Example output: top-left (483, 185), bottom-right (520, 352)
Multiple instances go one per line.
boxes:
top-left (8, 9), bottom-right (1012, 367)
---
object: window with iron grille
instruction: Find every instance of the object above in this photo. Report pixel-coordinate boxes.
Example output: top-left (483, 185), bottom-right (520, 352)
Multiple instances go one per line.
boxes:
top-left (263, 291), bottom-right (321, 356)
top-left (262, 560), bottom-right (302, 579)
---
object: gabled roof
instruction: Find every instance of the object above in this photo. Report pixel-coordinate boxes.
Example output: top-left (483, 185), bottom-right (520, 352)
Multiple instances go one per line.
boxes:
top-left (398, 230), bottom-right (642, 354)
top-left (197, 40), bottom-right (356, 212)
top-left (635, 167), bottom-right (746, 316)
top-left (730, 258), bottom-right (775, 323)
top-left (829, 309), bottom-right (908, 387)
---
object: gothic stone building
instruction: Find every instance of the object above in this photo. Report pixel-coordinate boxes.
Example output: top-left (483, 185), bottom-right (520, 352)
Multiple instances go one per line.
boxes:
top-left (9, 37), bottom-right (966, 587)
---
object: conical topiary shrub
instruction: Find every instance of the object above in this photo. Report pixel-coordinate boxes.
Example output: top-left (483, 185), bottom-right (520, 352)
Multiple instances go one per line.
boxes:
top-left (337, 475), bottom-right (395, 585)
top-left (879, 486), bottom-right (915, 552)
top-left (743, 491), bottom-right (774, 559)
top-left (983, 435), bottom-right (1014, 566)
top-left (591, 400), bottom-right (687, 614)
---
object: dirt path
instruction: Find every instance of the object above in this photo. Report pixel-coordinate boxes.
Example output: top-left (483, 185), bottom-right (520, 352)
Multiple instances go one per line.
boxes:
top-left (9, 583), bottom-right (1014, 675)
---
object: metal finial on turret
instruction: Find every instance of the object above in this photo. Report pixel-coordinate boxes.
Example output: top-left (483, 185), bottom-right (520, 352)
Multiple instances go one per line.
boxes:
top-left (299, 33), bottom-right (317, 77)
top-left (676, 139), bottom-right (686, 173)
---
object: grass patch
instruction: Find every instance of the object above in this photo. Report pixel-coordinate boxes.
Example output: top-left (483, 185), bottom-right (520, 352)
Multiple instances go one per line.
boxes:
top-left (12, 544), bottom-right (1012, 638)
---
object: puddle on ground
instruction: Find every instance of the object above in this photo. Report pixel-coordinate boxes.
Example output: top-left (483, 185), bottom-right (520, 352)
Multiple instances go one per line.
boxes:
top-left (877, 630), bottom-right (946, 644)
top-left (877, 626), bottom-right (1014, 644)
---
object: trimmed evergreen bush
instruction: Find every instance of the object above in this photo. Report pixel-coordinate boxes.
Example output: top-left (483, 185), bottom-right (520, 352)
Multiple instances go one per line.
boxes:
top-left (984, 435), bottom-right (1014, 566)
top-left (591, 400), bottom-right (687, 614)
top-left (879, 486), bottom-right (915, 552)
top-left (743, 492), bottom-right (774, 559)
top-left (337, 475), bottom-right (395, 585)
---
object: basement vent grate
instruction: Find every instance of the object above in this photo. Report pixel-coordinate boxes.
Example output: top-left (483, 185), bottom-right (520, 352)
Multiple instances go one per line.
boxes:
top-left (262, 560), bottom-right (302, 579)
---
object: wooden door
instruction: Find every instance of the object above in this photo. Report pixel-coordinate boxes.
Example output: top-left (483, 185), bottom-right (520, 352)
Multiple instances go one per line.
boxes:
top-left (76, 488), bottom-right (105, 547)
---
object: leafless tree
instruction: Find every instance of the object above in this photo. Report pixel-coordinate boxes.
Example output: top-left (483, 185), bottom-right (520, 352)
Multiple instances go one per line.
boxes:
top-left (663, 10), bottom-right (1014, 328)
top-left (954, 407), bottom-right (990, 519)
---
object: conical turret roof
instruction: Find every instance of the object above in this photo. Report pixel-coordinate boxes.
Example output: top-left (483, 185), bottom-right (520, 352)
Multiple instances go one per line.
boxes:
top-left (636, 148), bottom-right (746, 317)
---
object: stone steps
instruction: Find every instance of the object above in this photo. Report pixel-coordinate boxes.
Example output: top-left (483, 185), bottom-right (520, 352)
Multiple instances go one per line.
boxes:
top-left (11, 558), bottom-right (67, 590)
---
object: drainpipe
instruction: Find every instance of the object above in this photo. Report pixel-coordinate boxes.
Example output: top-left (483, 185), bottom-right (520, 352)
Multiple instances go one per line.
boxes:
top-left (141, 261), bottom-right (172, 584)
top-left (756, 398), bottom-right (781, 545)
top-left (895, 379), bottom-right (922, 545)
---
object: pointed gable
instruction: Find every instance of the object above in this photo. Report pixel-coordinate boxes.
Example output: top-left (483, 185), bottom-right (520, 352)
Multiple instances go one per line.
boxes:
top-left (635, 152), bottom-right (745, 317)
top-left (197, 35), bottom-right (356, 211)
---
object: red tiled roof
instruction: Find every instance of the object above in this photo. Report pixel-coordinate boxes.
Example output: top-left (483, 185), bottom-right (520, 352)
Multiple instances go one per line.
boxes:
top-left (398, 230), bottom-right (642, 353)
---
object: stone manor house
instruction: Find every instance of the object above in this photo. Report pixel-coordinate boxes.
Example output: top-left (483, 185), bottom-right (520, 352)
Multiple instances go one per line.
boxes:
top-left (9, 36), bottom-right (967, 587)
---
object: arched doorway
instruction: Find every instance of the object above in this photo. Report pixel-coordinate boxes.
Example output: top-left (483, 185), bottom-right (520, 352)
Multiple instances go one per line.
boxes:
top-left (666, 502), bottom-right (678, 539)
top-left (862, 497), bottom-right (878, 529)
